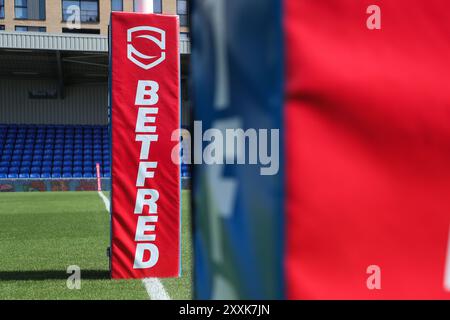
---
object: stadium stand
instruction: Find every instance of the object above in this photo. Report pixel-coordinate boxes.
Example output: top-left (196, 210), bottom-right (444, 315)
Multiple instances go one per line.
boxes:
top-left (0, 124), bottom-right (190, 179)
top-left (0, 124), bottom-right (110, 179)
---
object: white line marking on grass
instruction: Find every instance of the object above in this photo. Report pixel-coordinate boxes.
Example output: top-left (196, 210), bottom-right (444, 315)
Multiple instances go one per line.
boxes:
top-left (96, 191), bottom-right (170, 300)
top-left (142, 278), bottom-right (171, 300)
top-left (98, 191), bottom-right (110, 213)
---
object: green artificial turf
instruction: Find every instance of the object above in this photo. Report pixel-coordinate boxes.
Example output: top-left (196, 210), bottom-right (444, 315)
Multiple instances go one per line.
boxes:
top-left (161, 191), bottom-right (192, 299)
top-left (0, 190), bottom-right (192, 300)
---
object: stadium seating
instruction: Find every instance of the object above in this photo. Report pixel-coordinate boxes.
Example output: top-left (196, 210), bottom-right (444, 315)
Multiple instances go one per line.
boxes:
top-left (0, 124), bottom-right (192, 179)
top-left (0, 124), bottom-right (110, 178)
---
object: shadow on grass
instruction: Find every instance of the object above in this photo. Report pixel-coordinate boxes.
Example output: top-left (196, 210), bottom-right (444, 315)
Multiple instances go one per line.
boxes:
top-left (0, 270), bottom-right (110, 281)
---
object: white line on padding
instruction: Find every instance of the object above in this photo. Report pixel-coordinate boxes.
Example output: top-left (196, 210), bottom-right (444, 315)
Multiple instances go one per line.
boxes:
top-left (96, 191), bottom-right (170, 300)
top-left (444, 224), bottom-right (450, 291)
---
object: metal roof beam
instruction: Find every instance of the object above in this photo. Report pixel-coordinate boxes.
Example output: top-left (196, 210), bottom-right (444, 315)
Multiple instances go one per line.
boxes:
top-left (56, 50), bottom-right (65, 99)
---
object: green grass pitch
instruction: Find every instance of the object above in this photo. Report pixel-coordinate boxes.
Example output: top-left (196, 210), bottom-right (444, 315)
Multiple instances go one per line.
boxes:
top-left (0, 190), bottom-right (192, 300)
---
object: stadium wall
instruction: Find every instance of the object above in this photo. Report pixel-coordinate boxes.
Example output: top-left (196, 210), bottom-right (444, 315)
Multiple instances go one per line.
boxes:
top-left (0, 178), bottom-right (110, 192)
top-left (0, 78), bottom-right (191, 127)
top-left (0, 79), bottom-right (108, 125)
top-left (0, 178), bottom-right (190, 192)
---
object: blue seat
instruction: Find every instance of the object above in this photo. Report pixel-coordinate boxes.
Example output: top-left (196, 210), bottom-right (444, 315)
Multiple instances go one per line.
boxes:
top-left (42, 161), bottom-right (52, 167)
top-left (19, 173), bottom-right (29, 178)
top-left (9, 167), bottom-right (19, 174)
top-left (30, 173), bottom-right (40, 179)
top-left (0, 173), bottom-right (7, 179)
top-left (63, 167), bottom-right (72, 173)
top-left (53, 160), bottom-right (63, 167)
top-left (22, 161), bottom-right (31, 167)
top-left (42, 167), bottom-right (51, 173)
top-left (32, 155), bottom-right (43, 161)
top-left (22, 155), bottom-right (32, 161)
top-left (51, 173), bottom-right (62, 178)
top-left (40, 173), bottom-right (51, 178)
top-left (31, 167), bottom-right (41, 173)
top-left (73, 172), bottom-right (83, 178)
top-left (83, 173), bottom-right (93, 178)
top-left (0, 168), bottom-right (8, 174)
top-left (10, 161), bottom-right (20, 167)
top-left (62, 173), bottom-right (72, 178)
top-left (8, 173), bottom-right (18, 178)
top-left (34, 149), bottom-right (43, 155)
top-left (73, 166), bottom-right (82, 173)
top-left (43, 155), bottom-right (53, 161)
top-left (54, 155), bottom-right (63, 161)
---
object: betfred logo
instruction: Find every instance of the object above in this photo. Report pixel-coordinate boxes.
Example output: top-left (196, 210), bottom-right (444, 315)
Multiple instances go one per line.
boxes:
top-left (132, 80), bottom-right (161, 269)
top-left (127, 26), bottom-right (166, 70)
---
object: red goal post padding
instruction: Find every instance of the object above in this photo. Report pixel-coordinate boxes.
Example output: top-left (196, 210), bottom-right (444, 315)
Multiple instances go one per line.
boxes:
top-left (110, 12), bottom-right (181, 279)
